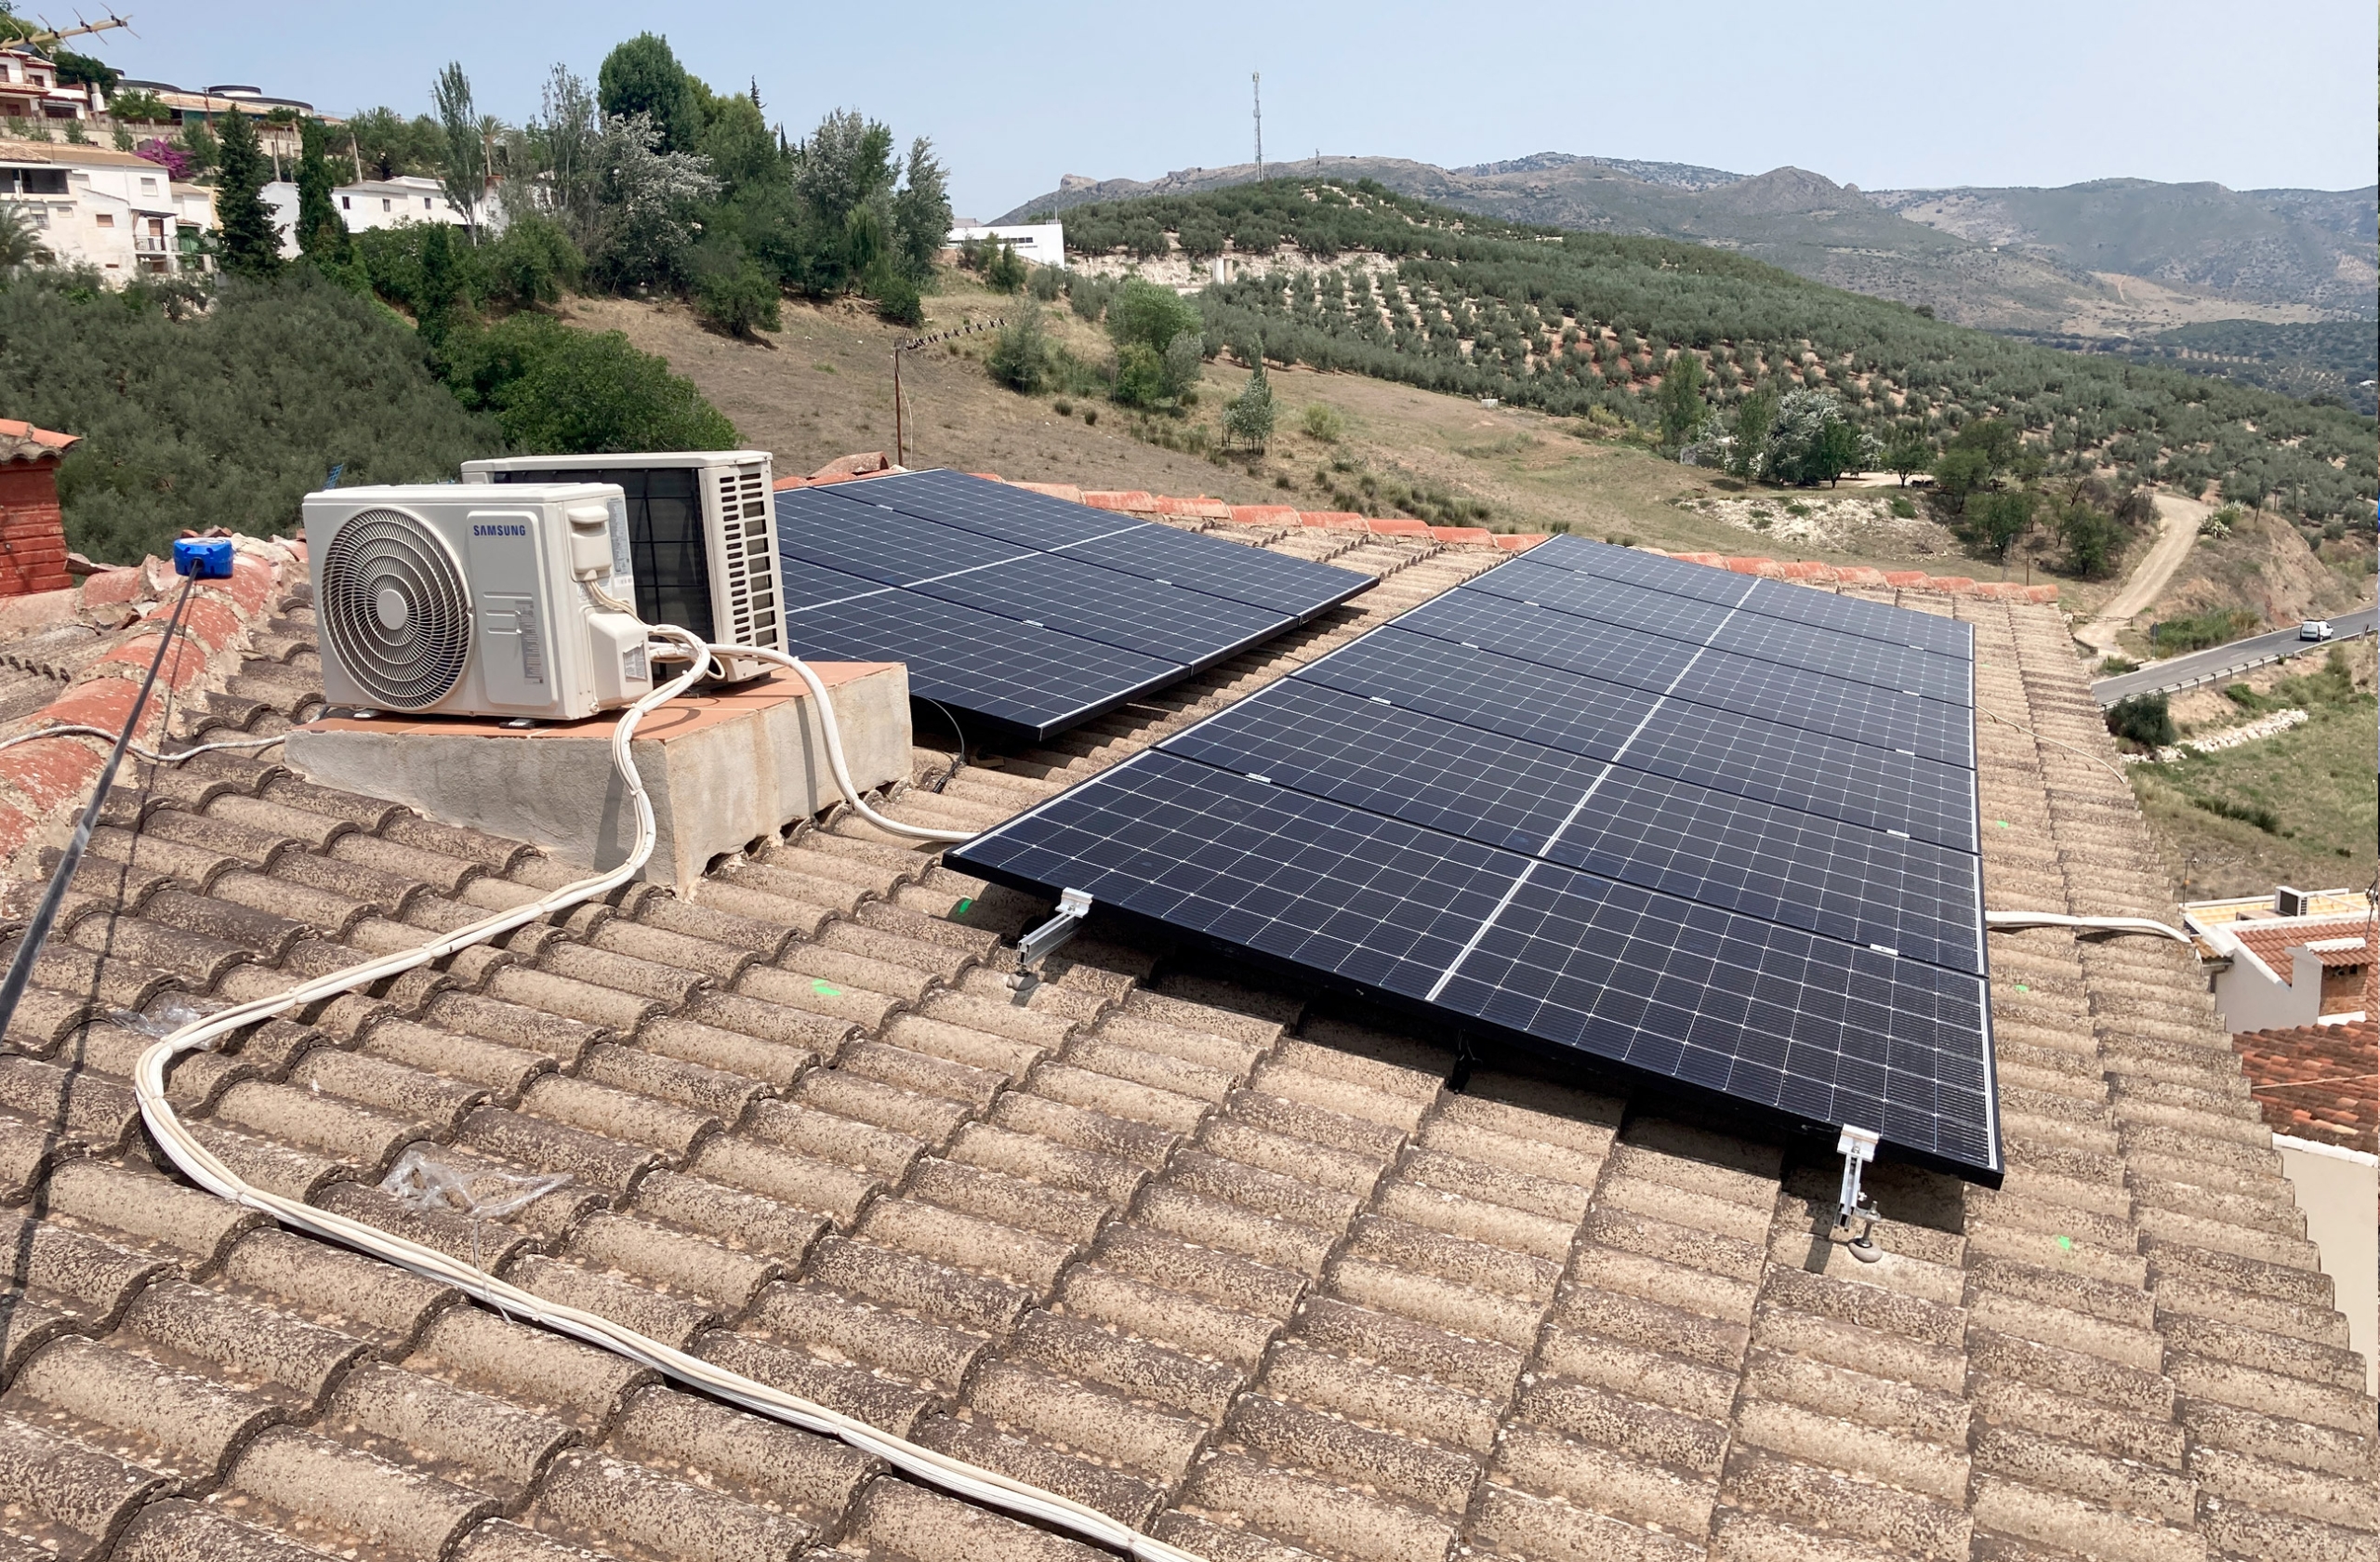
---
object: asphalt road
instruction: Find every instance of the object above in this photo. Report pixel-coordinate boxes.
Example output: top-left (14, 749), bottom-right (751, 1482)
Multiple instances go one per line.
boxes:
top-left (2091, 606), bottom-right (2378, 706)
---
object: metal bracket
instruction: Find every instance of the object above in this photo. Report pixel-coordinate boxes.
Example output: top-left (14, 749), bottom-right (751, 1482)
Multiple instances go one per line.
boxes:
top-left (1016, 888), bottom-right (1093, 971)
top-left (1831, 1125), bottom-right (1884, 1263)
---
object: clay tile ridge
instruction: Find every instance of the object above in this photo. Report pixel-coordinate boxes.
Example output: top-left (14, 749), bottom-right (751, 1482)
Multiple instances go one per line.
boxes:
top-left (0, 531), bottom-right (296, 868)
top-left (0, 418), bottom-right (78, 465)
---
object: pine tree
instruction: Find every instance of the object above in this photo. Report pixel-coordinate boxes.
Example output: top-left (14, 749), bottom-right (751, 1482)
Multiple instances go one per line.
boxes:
top-left (212, 110), bottom-right (281, 279)
top-left (1224, 351), bottom-right (1276, 451)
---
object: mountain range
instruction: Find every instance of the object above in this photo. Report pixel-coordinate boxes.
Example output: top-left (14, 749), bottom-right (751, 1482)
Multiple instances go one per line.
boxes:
top-left (997, 153), bottom-right (2377, 337)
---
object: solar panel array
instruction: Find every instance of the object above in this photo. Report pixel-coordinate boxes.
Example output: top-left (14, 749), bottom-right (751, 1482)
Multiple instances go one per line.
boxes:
top-left (951, 535), bottom-right (2001, 1181)
top-left (774, 470), bottom-right (1372, 739)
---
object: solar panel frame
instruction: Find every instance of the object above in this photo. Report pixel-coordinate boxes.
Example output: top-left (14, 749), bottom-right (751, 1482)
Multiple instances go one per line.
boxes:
top-left (771, 470), bottom-right (1373, 739)
top-left (948, 540), bottom-right (2001, 1182)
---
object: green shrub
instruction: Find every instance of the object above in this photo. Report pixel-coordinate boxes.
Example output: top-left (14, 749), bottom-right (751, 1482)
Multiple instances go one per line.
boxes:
top-left (482, 214), bottom-right (582, 310)
top-left (2056, 501), bottom-right (2128, 578)
top-left (1299, 402), bottom-right (1344, 442)
top-left (1107, 278), bottom-right (1200, 357)
top-left (2149, 606), bottom-right (2260, 655)
top-left (1066, 272), bottom-right (1115, 323)
top-left (2190, 794), bottom-right (2281, 833)
top-left (1887, 493), bottom-right (1917, 519)
top-left (1111, 341), bottom-right (1166, 407)
top-left (2106, 693), bottom-right (2175, 749)
top-left (479, 323), bottom-right (738, 452)
top-left (1026, 265), bottom-right (1061, 302)
top-left (872, 270), bottom-right (923, 326)
top-left (983, 242), bottom-right (1027, 294)
top-left (693, 252), bottom-right (783, 339)
top-left (0, 268), bottom-right (497, 561)
top-left (985, 303), bottom-right (1051, 392)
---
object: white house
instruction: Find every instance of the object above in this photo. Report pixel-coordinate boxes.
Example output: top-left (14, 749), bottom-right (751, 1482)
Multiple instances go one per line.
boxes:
top-left (0, 45), bottom-right (103, 128)
top-left (1, 138), bottom-right (212, 280)
top-left (947, 221), bottom-right (1065, 269)
top-left (261, 174), bottom-right (473, 258)
top-left (2184, 887), bottom-right (2372, 1031)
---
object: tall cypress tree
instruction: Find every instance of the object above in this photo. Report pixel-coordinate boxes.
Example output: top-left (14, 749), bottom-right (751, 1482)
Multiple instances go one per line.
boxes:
top-left (212, 110), bottom-right (281, 279)
top-left (295, 117), bottom-right (349, 265)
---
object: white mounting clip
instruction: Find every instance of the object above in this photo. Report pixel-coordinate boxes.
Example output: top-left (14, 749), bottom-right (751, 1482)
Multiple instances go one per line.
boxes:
top-left (1832, 1125), bottom-right (1884, 1263)
top-left (1016, 888), bottom-right (1094, 972)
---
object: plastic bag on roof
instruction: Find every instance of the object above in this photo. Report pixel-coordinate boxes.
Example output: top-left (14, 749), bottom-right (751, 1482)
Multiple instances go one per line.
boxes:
top-left (379, 1146), bottom-right (570, 1221)
top-left (108, 997), bottom-right (218, 1039)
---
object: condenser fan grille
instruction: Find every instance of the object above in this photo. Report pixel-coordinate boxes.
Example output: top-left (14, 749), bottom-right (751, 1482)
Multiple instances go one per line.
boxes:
top-left (321, 509), bottom-right (470, 709)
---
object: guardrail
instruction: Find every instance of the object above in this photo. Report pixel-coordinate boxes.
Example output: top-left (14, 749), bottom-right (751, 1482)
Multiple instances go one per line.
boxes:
top-left (2092, 623), bottom-right (2376, 707)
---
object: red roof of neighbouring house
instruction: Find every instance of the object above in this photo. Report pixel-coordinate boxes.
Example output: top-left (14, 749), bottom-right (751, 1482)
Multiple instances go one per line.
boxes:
top-left (2230, 920), bottom-right (2372, 984)
top-left (2232, 1020), bottom-right (2380, 1153)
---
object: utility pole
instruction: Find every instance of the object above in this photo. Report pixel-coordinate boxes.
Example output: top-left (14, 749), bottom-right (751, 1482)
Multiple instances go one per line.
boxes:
top-left (1251, 73), bottom-right (1262, 180)
top-left (892, 317), bottom-right (1005, 470)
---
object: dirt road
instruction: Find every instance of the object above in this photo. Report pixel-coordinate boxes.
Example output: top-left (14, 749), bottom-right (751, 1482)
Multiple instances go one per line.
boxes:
top-left (2075, 492), bottom-right (2207, 656)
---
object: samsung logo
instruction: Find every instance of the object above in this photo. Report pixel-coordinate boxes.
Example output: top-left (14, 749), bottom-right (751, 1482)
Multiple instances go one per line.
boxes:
top-left (473, 523), bottom-right (528, 536)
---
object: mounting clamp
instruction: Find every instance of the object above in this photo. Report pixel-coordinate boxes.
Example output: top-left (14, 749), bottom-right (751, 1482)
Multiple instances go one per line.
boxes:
top-left (1831, 1125), bottom-right (1884, 1263)
top-left (1016, 888), bottom-right (1093, 971)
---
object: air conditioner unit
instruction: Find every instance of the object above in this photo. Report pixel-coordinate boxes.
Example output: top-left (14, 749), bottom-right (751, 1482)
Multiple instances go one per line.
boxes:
top-left (460, 451), bottom-right (781, 681)
top-left (2274, 885), bottom-right (2311, 918)
top-left (303, 483), bottom-right (652, 721)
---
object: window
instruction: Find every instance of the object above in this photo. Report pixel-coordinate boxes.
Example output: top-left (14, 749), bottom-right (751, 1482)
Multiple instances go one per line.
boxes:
top-left (340, 194), bottom-right (350, 209)
top-left (93, 212), bottom-right (112, 227)
top-left (421, 197), bottom-right (431, 209)
top-left (139, 177), bottom-right (157, 194)
top-left (381, 197), bottom-right (390, 211)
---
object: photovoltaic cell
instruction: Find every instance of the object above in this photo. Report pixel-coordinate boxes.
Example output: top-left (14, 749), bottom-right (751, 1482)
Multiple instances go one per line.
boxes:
top-left (774, 470), bottom-right (1371, 738)
top-left (950, 536), bottom-right (1998, 1180)
top-left (1518, 535), bottom-right (1975, 658)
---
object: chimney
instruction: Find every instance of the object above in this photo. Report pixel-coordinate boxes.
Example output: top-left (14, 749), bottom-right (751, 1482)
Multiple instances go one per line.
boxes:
top-left (0, 419), bottom-right (82, 597)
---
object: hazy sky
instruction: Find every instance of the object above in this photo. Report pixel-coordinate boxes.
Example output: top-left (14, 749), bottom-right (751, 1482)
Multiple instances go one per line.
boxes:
top-left (92, 1), bottom-right (2377, 217)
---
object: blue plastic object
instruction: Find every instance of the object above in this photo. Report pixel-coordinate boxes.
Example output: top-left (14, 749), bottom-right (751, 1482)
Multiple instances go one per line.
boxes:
top-left (172, 537), bottom-right (235, 579)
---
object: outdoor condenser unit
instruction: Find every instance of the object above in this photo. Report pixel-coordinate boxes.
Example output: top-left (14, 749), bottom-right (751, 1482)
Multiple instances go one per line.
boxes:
top-left (303, 483), bottom-right (651, 721)
top-left (461, 451), bottom-right (782, 682)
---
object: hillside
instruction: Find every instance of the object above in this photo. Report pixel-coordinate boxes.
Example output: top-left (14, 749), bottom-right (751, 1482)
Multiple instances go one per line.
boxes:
top-left (564, 280), bottom-right (2024, 581)
top-left (1868, 179), bottom-right (2378, 318)
top-left (1049, 179), bottom-right (2374, 535)
top-left (1000, 155), bottom-right (2374, 334)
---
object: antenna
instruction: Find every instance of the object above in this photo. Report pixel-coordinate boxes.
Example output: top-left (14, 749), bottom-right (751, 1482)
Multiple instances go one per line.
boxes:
top-left (1251, 72), bottom-right (1262, 180)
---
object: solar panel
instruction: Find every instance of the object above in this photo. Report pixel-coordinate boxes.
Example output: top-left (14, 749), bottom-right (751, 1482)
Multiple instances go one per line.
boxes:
top-left (952, 537), bottom-right (2000, 1181)
top-left (774, 470), bottom-right (1372, 739)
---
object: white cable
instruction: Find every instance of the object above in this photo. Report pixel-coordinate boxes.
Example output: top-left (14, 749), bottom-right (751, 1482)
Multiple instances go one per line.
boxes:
top-left (705, 642), bottom-right (974, 844)
top-left (0, 724), bottom-right (287, 763)
top-left (129, 622), bottom-right (1199, 1562)
top-left (1985, 909), bottom-right (2195, 944)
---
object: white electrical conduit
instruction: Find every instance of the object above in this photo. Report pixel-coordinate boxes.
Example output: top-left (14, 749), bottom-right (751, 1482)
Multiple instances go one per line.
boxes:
top-left (0, 725), bottom-right (288, 764)
top-left (1986, 909), bottom-right (2195, 944)
top-left (130, 622), bottom-right (1199, 1562)
top-left (702, 641), bottom-right (974, 845)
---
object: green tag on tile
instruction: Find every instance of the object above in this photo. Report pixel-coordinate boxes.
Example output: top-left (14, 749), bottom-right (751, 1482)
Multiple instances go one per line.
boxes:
top-left (953, 897), bottom-right (974, 917)
top-left (1995, 820), bottom-right (2009, 828)
top-left (2055, 1235), bottom-right (2073, 1251)
top-left (812, 979), bottom-right (842, 998)
top-left (2016, 984), bottom-right (2030, 993)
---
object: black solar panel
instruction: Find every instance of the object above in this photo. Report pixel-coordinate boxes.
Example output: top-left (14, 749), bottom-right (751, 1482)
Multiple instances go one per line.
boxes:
top-left (952, 537), bottom-right (1999, 1181)
top-left (774, 470), bottom-right (1371, 739)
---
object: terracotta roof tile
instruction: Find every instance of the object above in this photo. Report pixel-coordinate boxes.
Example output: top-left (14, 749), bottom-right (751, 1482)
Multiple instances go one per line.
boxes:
top-left (2229, 921), bottom-right (2370, 982)
top-left (2231, 1021), bottom-right (2377, 1153)
top-left (0, 489), bottom-right (2366, 1562)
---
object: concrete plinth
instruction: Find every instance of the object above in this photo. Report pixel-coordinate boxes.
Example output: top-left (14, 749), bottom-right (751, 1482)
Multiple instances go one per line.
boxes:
top-left (284, 663), bottom-right (910, 895)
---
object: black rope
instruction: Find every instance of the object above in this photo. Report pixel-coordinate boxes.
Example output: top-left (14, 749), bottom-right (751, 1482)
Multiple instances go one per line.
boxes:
top-left (919, 697), bottom-right (970, 792)
top-left (0, 575), bottom-right (197, 1038)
